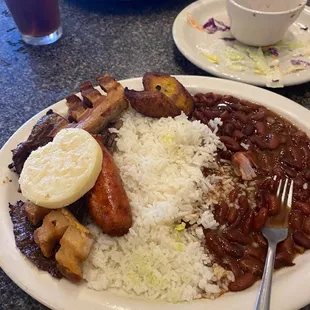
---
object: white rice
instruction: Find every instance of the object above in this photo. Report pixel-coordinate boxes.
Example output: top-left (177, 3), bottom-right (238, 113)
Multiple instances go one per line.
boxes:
top-left (83, 111), bottom-right (233, 302)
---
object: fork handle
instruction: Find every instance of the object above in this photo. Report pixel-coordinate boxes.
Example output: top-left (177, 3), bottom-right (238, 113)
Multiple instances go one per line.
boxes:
top-left (254, 242), bottom-right (277, 310)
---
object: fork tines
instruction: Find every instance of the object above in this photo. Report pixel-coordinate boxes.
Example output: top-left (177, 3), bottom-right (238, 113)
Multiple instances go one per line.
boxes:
top-left (275, 177), bottom-right (294, 208)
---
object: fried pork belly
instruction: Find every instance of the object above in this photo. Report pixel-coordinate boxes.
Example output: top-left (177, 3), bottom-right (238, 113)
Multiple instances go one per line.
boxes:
top-left (34, 210), bottom-right (70, 258)
top-left (73, 74), bottom-right (128, 133)
top-left (9, 201), bottom-right (62, 278)
top-left (10, 75), bottom-right (128, 174)
top-left (34, 208), bottom-right (93, 281)
top-left (56, 225), bottom-right (93, 282)
top-left (24, 196), bottom-right (88, 227)
top-left (24, 201), bottom-right (51, 226)
top-left (80, 81), bottom-right (104, 108)
top-left (66, 94), bottom-right (88, 123)
top-left (10, 110), bottom-right (69, 174)
top-left (10, 198), bottom-right (90, 280)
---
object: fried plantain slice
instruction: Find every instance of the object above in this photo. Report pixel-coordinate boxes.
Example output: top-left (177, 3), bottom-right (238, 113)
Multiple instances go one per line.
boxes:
top-left (125, 88), bottom-right (181, 118)
top-left (143, 72), bottom-right (194, 116)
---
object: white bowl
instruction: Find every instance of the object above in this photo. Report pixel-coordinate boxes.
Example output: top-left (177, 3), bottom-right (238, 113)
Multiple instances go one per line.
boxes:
top-left (226, 0), bottom-right (307, 46)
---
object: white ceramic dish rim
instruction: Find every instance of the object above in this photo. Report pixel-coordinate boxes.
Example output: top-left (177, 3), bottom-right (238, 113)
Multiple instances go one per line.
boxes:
top-left (172, 0), bottom-right (310, 87)
top-left (1, 76), bottom-right (310, 310)
top-left (229, 0), bottom-right (307, 15)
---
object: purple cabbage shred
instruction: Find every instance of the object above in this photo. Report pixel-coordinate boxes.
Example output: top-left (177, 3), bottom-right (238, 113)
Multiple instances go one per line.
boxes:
top-left (291, 59), bottom-right (310, 66)
top-left (203, 18), bottom-right (230, 34)
top-left (264, 47), bottom-right (279, 57)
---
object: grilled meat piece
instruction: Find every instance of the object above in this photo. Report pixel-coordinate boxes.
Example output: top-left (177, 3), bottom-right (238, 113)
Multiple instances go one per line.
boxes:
top-left (73, 75), bottom-right (128, 133)
top-left (34, 210), bottom-right (70, 258)
top-left (24, 202), bottom-right (52, 226)
top-left (56, 223), bottom-right (93, 282)
top-left (66, 94), bottom-right (88, 123)
top-left (9, 110), bottom-right (69, 174)
top-left (10, 75), bottom-right (127, 175)
top-left (10, 200), bottom-right (91, 281)
top-left (88, 135), bottom-right (132, 236)
top-left (24, 196), bottom-right (87, 227)
top-left (80, 81), bottom-right (104, 108)
top-left (9, 201), bottom-right (62, 278)
top-left (34, 207), bottom-right (93, 280)
top-left (101, 118), bottom-right (123, 154)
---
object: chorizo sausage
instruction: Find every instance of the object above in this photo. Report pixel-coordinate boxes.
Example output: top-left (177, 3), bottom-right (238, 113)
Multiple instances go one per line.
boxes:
top-left (88, 136), bottom-right (132, 236)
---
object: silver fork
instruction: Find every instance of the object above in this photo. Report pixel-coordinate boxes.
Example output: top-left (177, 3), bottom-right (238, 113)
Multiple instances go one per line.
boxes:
top-left (254, 177), bottom-right (294, 310)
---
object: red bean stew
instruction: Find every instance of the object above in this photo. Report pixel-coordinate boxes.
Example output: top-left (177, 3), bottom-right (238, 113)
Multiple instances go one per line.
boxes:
top-left (193, 93), bottom-right (310, 291)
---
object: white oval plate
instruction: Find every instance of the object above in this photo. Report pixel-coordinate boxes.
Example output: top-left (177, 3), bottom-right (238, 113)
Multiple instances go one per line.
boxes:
top-left (1, 76), bottom-right (310, 310)
top-left (173, 0), bottom-right (310, 87)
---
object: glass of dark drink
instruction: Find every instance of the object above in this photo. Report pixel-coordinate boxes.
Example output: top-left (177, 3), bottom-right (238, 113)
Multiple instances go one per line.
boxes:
top-left (4, 0), bottom-right (62, 45)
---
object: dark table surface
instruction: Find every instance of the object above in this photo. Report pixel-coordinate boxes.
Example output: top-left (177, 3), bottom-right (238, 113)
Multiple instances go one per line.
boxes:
top-left (0, 0), bottom-right (310, 309)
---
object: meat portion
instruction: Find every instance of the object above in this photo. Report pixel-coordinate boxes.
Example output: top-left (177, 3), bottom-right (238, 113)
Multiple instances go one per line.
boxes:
top-left (88, 135), bottom-right (132, 236)
top-left (73, 75), bottom-right (128, 133)
top-left (101, 118), bottom-right (123, 154)
top-left (10, 75), bottom-right (128, 175)
top-left (34, 208), bottom-right (93, 281)
top-left (232, 152), bottom-right (257, 181)
top-left (9, 201), bottom-right (62, 279)
top-left (9, 110), bottom-right (69, 174)
top-left (80, 81), bottom-right (105, 108)
top-left (24, 196), bottom-right (88, 227)
top-left (24, 201), bottom-right (51, 226)
top-left (65, 94), bottom-right (88, 122)
top-left (34, 210), bottom-right (70, 258)
top-left (56, 224), bottom-right (93, 282)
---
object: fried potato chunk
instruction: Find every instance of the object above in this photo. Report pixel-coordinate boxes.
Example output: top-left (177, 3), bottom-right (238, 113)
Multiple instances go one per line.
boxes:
top-left (125, 88), bottom-right (181, 118)
top-left (143, 72), bottom-right (194, 116)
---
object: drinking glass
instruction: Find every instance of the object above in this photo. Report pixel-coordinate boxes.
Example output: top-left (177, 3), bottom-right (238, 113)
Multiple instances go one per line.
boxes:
top-left (4, 0), bottom-right (63, 45)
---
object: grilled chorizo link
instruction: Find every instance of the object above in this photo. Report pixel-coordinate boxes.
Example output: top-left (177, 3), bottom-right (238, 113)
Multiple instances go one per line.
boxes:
top-left (88, 135), bottom-right (132, 236)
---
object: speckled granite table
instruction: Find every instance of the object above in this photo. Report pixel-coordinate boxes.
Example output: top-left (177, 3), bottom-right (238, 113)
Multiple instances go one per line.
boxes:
top-left (0, 0), bottom-right (310, 309)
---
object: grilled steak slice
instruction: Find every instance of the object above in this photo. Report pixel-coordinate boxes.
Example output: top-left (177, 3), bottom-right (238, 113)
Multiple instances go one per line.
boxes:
top-left (9, 201), bottom-right (62, 279)
top-left (9, 110), bottom-right (69, 174)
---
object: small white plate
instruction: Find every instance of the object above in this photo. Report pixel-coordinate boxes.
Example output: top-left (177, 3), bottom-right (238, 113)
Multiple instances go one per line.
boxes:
top-left (1, 76), bottom-right (310, 310)
top-left (173, 0), bottom-right (310, 87)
